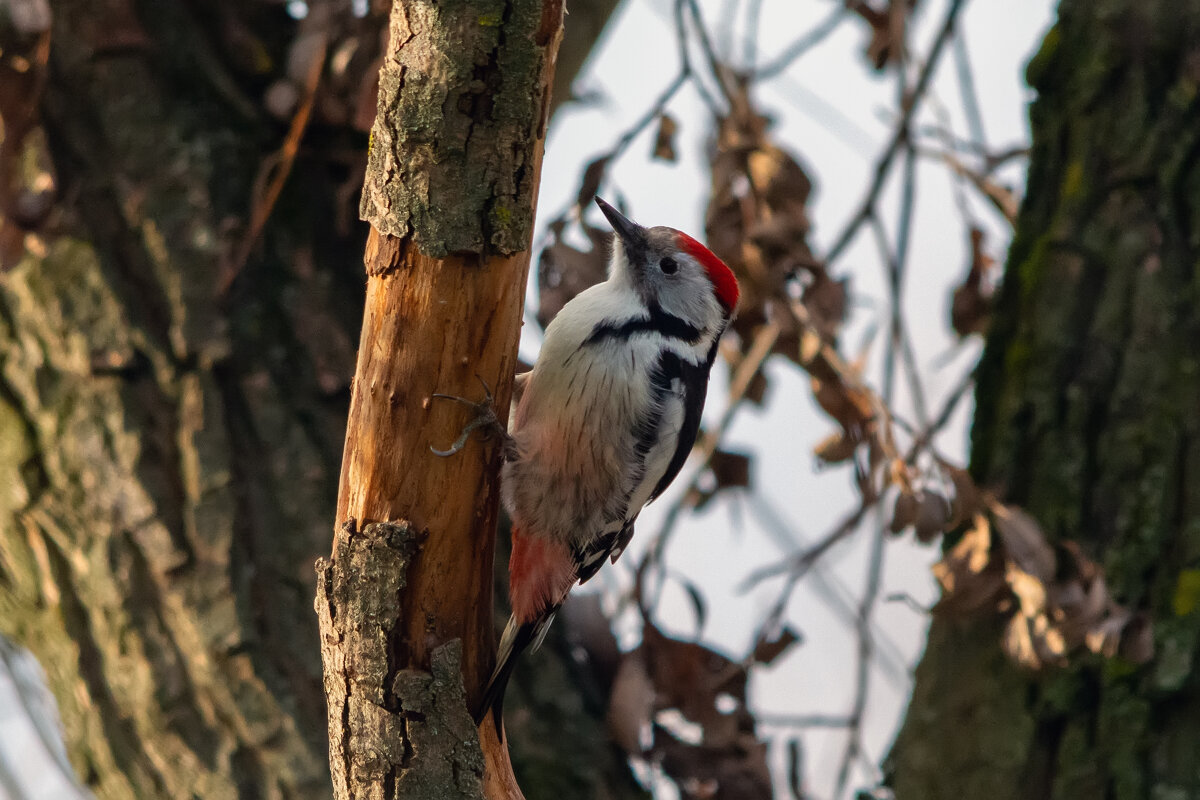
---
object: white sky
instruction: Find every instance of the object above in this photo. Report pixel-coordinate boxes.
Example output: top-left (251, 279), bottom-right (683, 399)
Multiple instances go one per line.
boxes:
top-left (530, 1), bottom-right (1056, 797)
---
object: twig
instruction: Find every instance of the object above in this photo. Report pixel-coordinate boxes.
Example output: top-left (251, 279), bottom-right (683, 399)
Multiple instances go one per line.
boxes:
top-left (746, 495), bottom-right (910, 685)
top-left (920, 145), bottom-right (1020, 225)
top-left (544, 0), bottom-right (712, 226)
top-left (684, 0), bottom-right (740, 107)
top-left (824, 0), bottom-right (969, 266)
top-left (717, 0), bottom-right (740, 66)
top-left (756, 713), bottom-right (856, 729)
top-left (221, 35), bottom-right (327, 296)
top-left (611, 72), bottom-right (691, 161)
top-left (754, 4), bottom-right (848, 80)
top-left (743, 0), bottom-right (766, 71)
top-left (833, 501), bottom-right (889, 799)
top-left (952, 21), bottom-right (988, 150)
top-left (676, 0), bottom-right (723, 113)
top-left (740, 494), bottom-right (875, 589)
top-left (867, 148), bottom-right (930, 429)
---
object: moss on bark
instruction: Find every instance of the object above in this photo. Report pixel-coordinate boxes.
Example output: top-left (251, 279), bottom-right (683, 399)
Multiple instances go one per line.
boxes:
top-left (361, 0), bottom-right (554, 255)
top-left (888, 2), bottom-right (1200, 798)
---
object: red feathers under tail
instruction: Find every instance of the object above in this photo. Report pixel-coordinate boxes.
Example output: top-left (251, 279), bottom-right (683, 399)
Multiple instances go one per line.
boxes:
top-left (477, 528), bottom-right (576, 734)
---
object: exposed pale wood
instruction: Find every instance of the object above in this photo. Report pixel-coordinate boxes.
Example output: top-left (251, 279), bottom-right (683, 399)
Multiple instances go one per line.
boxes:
top-left (322, 0), bottom-right (565, 797)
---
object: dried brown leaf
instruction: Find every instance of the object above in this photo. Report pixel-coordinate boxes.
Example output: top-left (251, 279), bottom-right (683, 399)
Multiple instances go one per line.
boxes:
top-left (748, 212), bottom-right (815, 279)
top-left (815, 431), bottom-right (858, 465)
top-left (747, 144), bottom-right (813, 209)
top-left (1084, 607), bottom-right (1130, 658)
top-left (798, 329), bottom-right (823, 366)
top-left (1005, 563), bottom-right (1047, 618)
top-left (1001, 612), bottom-right (1042, 670)
top-left (752, 626), bottom-right (801, 666)
top-left (932, 514), bottom-right (1007, 617)
top-left (694, 450), bottom-right (752, 510)
top-left (641, 624), bottom-right (746, 726)
top-left (1058, 540), bottom-right (1101, 583)
top-left (993, 504), bottom-right (1056, 583)
top-left (847, 0), bottom-right (899, 69)
top-left (576, 155), bottom-right (612, 209)
top-left (944, 465), bottom-right (982, 529)
top-left (652, 113), bottom-right (679, 162)
top-left (811, 374), bottom-right (874, 432)
top-left (950, 227), bottom-right (995, 337)
top-left (1031, 612), bottom-right (1068, 667)
top-left (711, 449), bottom-right (751, 491)
top-left (914, 490), bottom-right (951, 542)
top-left (1049, 572), bottom-right (1109, 648)
top-left (1118, 613), bottom-right (1154, 664)
top-left (889, 490), bottom-right (918, 534)
top-left (801, 273), bottom-right (848, 342)
top-left (744, 369), bottom-right (769, 405)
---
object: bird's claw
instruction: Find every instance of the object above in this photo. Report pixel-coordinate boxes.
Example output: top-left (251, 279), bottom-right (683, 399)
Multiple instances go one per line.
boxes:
top-left (430, 411), bottom-right (495, 456)
top-left (430, 377), bottom-right (516, 458)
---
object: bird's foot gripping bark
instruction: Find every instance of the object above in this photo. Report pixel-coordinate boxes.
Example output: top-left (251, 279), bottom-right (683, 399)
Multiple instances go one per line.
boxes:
top-left (430, 377), bottom-right (517, 460)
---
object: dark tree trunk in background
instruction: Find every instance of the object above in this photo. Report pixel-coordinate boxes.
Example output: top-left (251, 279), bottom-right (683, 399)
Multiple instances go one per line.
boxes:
top-left (889, 1), bottom-right (1200, 798)
top-left (0, 2), bottom-right (634, 798)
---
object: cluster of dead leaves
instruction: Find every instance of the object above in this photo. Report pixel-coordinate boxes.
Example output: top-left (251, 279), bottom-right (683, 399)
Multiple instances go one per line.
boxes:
top-left (606, 619), bottom-right (798, 800)
top-left (705, 80), bottom-right (834, 354)
top-left (904, 486), bottom-right (1154, 671)
top-left (883, 455), bottom-right (1153, 671)
top-left (703, 80), bottom-right (901, 490)
top-left (847, 0), bottom-right (919, 70)
top-left (559, 594), bottom-right (799, 800)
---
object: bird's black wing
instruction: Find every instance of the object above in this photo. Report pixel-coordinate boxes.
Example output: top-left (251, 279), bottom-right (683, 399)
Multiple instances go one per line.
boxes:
top-left (646, 339), bottom-right (719, 502)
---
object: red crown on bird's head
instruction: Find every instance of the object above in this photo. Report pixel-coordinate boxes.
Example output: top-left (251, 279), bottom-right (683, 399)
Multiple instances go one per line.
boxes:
top-left (675, 232), bottom-right (739, 314)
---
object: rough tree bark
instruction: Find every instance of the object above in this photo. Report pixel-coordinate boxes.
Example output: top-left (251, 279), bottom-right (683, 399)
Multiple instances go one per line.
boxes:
top-left (316, 0), bottom-right (563, 797)
top-left (0, 1), bottom-right (637, 798)
top-left (888, 2), bottom-right (1200, 798)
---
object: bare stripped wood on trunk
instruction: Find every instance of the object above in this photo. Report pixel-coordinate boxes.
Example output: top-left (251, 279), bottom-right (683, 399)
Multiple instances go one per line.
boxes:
top-left (319, 1), bottom-right (564, 798)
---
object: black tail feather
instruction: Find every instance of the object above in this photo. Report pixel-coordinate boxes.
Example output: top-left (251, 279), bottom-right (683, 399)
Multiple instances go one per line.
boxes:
top-left (476, 617), bottom-right (539, 736)
top-left (476, 611), bottom-right (562, 736)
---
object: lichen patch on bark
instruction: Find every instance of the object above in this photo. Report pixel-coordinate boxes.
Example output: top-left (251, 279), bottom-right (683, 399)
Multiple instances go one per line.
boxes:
top-left (361, 0), bottom-right (552, 257)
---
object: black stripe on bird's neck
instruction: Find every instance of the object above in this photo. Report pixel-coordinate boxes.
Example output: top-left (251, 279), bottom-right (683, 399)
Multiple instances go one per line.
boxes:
top-left (582, 302), bottom-right (704, 347)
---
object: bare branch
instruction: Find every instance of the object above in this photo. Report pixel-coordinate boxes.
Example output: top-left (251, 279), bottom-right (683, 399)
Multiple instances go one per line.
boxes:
top-left (824, 0), bottom-right (969, 266)
top-left (754, 4), bottom-right (848, 80)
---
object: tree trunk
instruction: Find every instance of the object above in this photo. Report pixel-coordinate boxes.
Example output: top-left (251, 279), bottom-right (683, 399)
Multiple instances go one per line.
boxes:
top-left (0, 2), bottom-right (638, 798)
top-left (317, 0), bottom-right (562, 797)
top-left (887, 2), bottom-right (1200, 798)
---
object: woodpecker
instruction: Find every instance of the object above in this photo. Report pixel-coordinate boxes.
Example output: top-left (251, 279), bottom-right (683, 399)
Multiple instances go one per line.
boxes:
top-left (472, 197), bottom-right (738, 731)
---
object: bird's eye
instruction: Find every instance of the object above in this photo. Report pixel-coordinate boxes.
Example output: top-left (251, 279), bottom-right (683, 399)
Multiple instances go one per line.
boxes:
top-left (659, 257), bottom-right (678, 275)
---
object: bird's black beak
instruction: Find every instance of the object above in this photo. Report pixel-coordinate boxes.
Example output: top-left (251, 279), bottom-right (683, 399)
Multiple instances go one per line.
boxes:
top-left (595, 197), bottom-right (647, 256)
